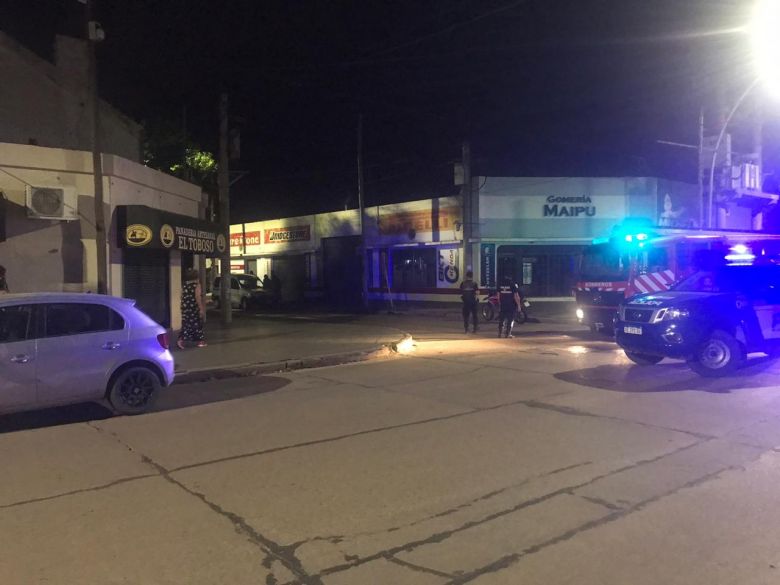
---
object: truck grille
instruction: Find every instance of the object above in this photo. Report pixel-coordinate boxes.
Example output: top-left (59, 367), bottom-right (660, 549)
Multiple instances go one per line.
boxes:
top-left (623, 308), bottom-right (653, 323)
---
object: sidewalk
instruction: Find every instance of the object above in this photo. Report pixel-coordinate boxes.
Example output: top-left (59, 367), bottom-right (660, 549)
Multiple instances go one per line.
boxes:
top-left (172, 302), bottom-right (587, 383)
top-left (172, 313), bottom-right (407, 382)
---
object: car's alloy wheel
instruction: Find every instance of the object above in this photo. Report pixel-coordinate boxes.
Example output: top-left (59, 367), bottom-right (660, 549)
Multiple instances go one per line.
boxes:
top-left (108, 366), bottom-right (161, 415)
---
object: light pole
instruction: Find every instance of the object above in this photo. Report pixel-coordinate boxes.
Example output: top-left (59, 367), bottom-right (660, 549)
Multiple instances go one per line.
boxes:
top-left (707, 79), bottom-right (759, 228)
top-left (706, 0), bottom-right (780, 228)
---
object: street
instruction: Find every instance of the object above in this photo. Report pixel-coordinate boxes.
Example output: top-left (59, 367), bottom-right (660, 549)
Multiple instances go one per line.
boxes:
top-left (4, 323), bottom-right (780, 584)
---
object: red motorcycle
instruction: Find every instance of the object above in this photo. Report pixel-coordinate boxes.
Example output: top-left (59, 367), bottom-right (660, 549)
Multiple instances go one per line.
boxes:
top-left (480, 289), bottom-right (530, 323)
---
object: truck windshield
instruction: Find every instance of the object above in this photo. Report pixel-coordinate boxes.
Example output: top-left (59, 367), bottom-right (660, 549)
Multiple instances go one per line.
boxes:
top-left (579, 243), bottom-right (628, 281)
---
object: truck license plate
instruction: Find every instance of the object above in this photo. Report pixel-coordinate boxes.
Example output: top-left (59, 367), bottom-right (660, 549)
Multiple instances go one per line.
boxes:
top-left (624, 326), bottom-right (642, 335)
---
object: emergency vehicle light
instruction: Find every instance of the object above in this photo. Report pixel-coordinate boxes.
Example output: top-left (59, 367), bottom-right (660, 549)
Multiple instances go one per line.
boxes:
top-left (725, 244), bottom-right (755, 264)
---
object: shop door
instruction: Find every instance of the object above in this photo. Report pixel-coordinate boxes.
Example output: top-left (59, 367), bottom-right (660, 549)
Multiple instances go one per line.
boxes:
top-left (123, 248), bottom-right (171, 326)
top-left (272, 255), bottom-right (307, 303)
top-left (322, 236), bottom-right (362, 309)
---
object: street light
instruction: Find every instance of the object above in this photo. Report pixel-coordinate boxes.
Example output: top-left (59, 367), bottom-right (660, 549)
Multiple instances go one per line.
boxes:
top-left (751, 0), bottom-right (780, 96)
top-left (705, 0), bottom-right (778, 228)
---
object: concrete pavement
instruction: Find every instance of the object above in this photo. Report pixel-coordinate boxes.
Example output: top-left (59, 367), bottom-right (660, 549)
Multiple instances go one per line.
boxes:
top-left (6, 331), bottom-right (780, 583)
top-left (174, 302), bottom-right (586, 380)
top-left (173, 312), bottom-right (408, 378)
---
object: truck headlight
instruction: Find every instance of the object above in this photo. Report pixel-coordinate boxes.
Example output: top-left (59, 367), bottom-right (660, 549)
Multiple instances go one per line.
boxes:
top-left (576, 308), bottom-right (585, 320)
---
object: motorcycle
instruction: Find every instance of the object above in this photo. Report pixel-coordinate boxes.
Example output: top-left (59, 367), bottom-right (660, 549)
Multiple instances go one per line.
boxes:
top-left (480, 289), bottom-right (530, 323)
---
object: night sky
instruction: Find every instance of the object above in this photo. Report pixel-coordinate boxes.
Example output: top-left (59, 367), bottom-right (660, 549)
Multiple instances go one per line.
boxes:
top-left (1, 0), bottom-right (774, 222)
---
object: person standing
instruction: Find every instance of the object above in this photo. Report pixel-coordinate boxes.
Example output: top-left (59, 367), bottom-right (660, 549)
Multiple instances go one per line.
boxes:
top-left (0, 265), bottom-right (8, 294)
top-left (177, 268), bottom-right (207, 349)
top-left (459, 270), bottom-right (479, 333)
top-left (498, 276), bottom-right (522, 338)
top-left (270, 271), bottom-right (282, 308)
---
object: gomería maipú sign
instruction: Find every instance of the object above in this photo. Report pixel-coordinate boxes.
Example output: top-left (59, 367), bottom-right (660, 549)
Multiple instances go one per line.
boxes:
top-left (543, 195), bottom-right (596, 218)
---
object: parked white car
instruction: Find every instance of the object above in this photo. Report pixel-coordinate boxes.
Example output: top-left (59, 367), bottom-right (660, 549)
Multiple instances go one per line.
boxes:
top-left (0, 293), bottom-right (174, 416)
top-left (211, 274), bottom-right (270, 310)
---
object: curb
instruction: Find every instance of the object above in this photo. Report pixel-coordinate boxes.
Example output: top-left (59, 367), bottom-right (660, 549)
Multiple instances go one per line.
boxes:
top-left (173, 336), bottom-right (409, 385)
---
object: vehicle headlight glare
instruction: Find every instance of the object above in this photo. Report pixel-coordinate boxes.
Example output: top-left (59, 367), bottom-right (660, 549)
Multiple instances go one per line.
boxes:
top-left (576, 308), bottom-right (584, 320)
top-left (666, 308), bottom-right (689, 320)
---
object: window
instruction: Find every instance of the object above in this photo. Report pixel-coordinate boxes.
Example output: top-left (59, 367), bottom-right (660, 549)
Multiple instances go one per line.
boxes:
top-left (44, 303), bottom-right (124, 337)
top-left (0, 305), bottom-right (32, 343)
top-left (231, 278), bottom-right (240, 290)
top-left (392, 248), bottom-right (437, 290)
top-left (235, 275), bottom-right (260, 290)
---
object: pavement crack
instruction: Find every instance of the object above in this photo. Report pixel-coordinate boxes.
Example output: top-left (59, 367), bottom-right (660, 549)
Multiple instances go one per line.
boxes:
top-left (0, 473), bottom-right (157, 510)
top-left (317, 441), bottom-right (707, 579)
top-left (386, 555), bottom-right (456, 579)
top-left (519, 399), bottom-right (715, 440)
top-left (447, 463), bottom-right (745, 584)
top-left (169, 407), bottom-right (479, 473)
top-left (142, 454), bottom-right (323, 585)
top-left (577, 494), bottom-right (624, 511)
top-left (86, 422), bottom-right (321, 585)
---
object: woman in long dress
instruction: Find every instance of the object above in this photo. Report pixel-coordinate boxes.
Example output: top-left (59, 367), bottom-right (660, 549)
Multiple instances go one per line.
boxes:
top-left (177, 268), bottom-right (206, 349)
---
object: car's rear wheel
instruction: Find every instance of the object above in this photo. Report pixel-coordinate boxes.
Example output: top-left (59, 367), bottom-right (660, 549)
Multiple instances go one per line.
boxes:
top-left (687, 330), bottom-right (744, 377)
top-left (624, 351), bottom-right (663, 365)
top-left (108, 366), bottom-right (161, 415)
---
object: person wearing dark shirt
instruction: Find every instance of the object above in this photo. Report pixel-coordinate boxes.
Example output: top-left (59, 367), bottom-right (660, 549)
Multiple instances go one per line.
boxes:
top-left (459, 270), bottom-right (480, 333)
top-left (498, 276), bottom-right (521, 338)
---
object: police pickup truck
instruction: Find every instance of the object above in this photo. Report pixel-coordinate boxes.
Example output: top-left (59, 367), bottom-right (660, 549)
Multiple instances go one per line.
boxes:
top-left (615, 262), bottom-right (780, 377)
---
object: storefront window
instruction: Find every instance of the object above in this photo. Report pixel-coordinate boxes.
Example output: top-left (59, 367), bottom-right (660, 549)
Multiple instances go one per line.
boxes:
top-left (392, 248), bottom-right (437, 291)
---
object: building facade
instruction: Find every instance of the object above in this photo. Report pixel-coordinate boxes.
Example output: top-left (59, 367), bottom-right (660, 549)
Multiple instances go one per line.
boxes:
top-left (0, 142), bottom-right (223, 329)
top-left (229, 177), bottom-right (731, 303)
top-left (0, 32), bottom-right (142, 161)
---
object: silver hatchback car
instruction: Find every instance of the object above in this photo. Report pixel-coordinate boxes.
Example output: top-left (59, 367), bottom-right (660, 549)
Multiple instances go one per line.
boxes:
top-left (0, 293), bottom-right (174, 416)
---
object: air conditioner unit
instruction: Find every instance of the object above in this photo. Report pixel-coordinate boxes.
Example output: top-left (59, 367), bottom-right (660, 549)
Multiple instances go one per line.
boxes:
top-left (25, 186), bottom-right (78, 220)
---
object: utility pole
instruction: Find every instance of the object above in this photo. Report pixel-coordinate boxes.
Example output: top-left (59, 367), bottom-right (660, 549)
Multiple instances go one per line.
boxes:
top-left (461, 141), bottom-right (472, 275)
top-left (698, 109), bottom-right (704, 229)
top-left (357, 114), bottom-right (368, 309)
top-left (85, 0), bottom-right (107, 294)
top-left (218, 93), bottom-right (232, 326)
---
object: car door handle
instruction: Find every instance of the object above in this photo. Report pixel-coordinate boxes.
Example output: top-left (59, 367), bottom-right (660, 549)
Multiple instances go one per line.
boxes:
top-left (10, 354), bottom-right (31, 363)
top-left (102, 342), bottom-right (122, 350)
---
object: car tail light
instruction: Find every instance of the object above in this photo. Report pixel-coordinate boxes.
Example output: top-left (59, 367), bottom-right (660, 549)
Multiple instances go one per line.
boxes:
top-left (157, 332), bottom-right (169, 350)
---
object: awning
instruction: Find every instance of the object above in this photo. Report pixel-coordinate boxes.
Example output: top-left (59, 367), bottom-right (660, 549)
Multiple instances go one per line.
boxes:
top-left (117, 205), bottom-right (227, 257)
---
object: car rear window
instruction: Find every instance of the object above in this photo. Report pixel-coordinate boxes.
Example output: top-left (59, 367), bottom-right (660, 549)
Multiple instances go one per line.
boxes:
top-left (44, 303), bottom-right (125, 337)
top-left (0, 305), bottom-right (33, 343)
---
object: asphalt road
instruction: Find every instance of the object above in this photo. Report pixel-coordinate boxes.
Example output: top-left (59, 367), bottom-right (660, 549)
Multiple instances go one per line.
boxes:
top-left (4, 331), bottom-right (780, 584)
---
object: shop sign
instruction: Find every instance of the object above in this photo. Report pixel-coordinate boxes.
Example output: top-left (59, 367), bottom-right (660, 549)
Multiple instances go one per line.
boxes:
top-left (438, 248), bottom-right (460, 284)
top-left (230, 231), bottom-right (262, 248)
top-left (480, 243), bottom-right (496, 287)
top-left (264, 225), bottom-right (311, 244)
top-left (379, 207), bottom-right (461, 236)
top-left (118, 205), bottom-right (227, 257)
top-left (543, 196), bottom-right (596, 218)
